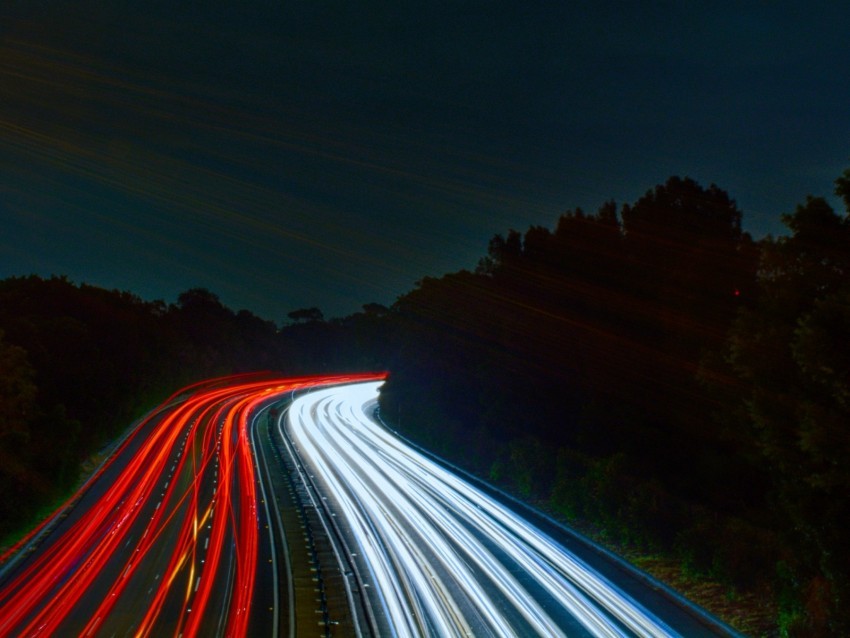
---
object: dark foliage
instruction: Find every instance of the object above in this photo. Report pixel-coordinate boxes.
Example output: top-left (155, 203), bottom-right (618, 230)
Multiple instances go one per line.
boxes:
top-left (0, 276), bottom-right (387, 540)
top-left (720, 189), bottom-right (850, 635)
top-left (379, 173), bottom-right (849, 635)
top-left (2, 171), bottom-right (848, 635)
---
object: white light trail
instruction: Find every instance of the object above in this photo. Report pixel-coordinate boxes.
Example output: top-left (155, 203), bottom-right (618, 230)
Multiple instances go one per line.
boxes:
top-left (286, 381), bottom-right (679, 638)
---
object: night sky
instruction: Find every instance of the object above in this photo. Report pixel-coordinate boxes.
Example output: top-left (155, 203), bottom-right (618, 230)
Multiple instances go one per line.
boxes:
top-left (2, 1), bottom-right (849, 321)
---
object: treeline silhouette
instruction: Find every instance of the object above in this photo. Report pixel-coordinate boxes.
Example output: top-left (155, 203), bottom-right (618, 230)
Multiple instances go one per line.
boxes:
top-left (379, 173), bottom-right (850, 637)
top-left (0, 171), bottom-right (847, 635)
top-left (0, 281), bottom-right (384, 542)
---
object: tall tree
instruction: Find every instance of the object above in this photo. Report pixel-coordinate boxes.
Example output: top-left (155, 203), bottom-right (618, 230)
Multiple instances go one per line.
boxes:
top-left (0, 330), bottom-right (38, 529)
top-left (0, 330), bottom-right (36, 443)
top-left (725, 187), bottom-right (850, 636)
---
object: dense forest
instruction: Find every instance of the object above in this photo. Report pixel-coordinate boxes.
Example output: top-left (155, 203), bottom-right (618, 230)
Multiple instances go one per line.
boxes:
top-left (0, 282), bottom-right (385, 541)
top-left (379, 173), bottom-right (850, 637)
top-left (1, 171), bottom-right (848, 636)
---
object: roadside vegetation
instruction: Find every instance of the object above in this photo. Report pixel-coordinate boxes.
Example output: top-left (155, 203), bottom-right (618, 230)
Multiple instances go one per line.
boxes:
top-left (2, 169), bottom-right (848, 636)
top-left (378, 170), bottom-right (850, 637)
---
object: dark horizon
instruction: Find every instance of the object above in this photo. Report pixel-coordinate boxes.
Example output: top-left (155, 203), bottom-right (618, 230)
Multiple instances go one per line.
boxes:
top-left (2, 1), bottom-right (849, 321)
top-left (2, 163), bottom-right (848, 636)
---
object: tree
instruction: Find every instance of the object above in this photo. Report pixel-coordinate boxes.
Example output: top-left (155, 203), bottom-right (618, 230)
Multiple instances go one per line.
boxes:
top-left (0, 330), bottom-right (38, 533)
top-left (622, 176), bottom-right (742, 242)
top-left (286, 307), bottom-right (324, 324)
top-left (834, 166), bottom-right (850, 212)
top-left (725, 184), bottom-right (850, 636)
top-left (361, 302), bottom-right (389, 317)
top-left (620, 176), bottom-right (749, 321)
top-left (0, 330), bottom-right (36, 443)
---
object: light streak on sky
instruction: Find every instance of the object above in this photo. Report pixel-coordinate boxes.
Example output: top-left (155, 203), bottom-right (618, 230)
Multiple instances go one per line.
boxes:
top-left (4, 3), bottom-right (849, 318)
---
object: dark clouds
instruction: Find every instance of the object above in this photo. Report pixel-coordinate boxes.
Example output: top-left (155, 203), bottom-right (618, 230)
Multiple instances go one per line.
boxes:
top-left (1, 1), bottom-right (849, 319)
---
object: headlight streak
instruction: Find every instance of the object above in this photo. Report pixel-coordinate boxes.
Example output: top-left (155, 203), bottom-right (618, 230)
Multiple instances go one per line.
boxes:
top-left (0, 373), bottom-right (382, 637)
top-left (289, 397), bottom-right (418, 637)
top-left (0, 373), bottom-right (689, 636)
top-left (287, 381), bottom-right (680, 638)
top-left (364, 411), bottom-right (677, 638)
top-left (290, 390), bottom-right (561, 637)
top-left (331, 398), bottom-right (604, 638)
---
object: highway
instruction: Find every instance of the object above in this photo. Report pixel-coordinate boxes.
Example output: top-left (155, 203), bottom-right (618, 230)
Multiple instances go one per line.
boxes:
top-left (284, 380), bottom-right (737, 638)
top-left (0, 373), bottom-right (380, 637)
top-left (0, 374), bottom-right (736, 637)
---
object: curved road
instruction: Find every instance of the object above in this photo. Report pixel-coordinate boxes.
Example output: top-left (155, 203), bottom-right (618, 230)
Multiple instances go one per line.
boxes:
top-left (0, 374), bottom-right (736, 637)
top-left (0, 373), bottom-right (379, 637)
top-left (284, 380), bottom-right (739, 638)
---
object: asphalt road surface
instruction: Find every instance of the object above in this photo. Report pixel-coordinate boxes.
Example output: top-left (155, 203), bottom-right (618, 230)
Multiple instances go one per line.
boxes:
top-left (0, 373), bottom-right (379, 637)
top-left (283, 380), bottom-right (741, 638)
top-left (0, 374), bottom-right (739, 637)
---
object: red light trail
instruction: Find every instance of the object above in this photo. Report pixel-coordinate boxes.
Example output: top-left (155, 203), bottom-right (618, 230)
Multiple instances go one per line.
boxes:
top-left (1, 371), bottom-right (733, 636)
top-left (0, 372), bottom-right (384, 637)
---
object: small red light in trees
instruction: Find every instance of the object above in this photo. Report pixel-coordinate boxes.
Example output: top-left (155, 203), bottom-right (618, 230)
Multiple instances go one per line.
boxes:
top-left (734, 289), bottom-right (740, 296)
